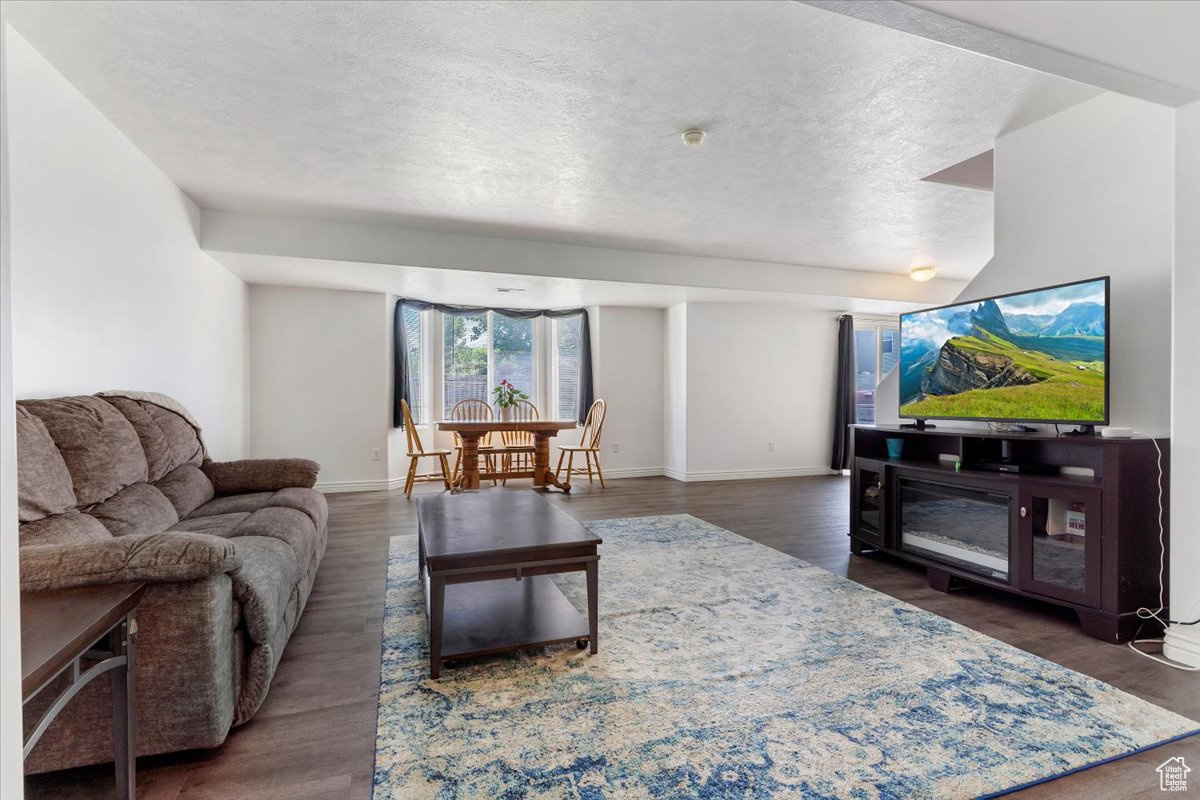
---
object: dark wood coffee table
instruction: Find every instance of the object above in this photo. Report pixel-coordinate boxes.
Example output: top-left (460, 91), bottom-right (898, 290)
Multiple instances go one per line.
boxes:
top-left (416, 490), bottom-right (601, 678)
top-left (21, 582), bottom-right (144, 800)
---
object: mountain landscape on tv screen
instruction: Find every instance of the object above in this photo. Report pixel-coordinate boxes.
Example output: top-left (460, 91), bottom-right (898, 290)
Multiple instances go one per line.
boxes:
top-left (900, 280), bottom-right (1106, 422)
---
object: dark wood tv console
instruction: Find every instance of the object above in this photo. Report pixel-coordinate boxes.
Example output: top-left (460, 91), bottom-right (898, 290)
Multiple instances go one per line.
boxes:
top-left (850, 425), bottom-right (1169, 643)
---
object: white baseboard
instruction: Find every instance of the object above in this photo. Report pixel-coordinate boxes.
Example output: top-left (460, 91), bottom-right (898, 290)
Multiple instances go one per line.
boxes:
top-left (666, 466), bottom-right (841, 482)
top-left (600, 467), bottom-right (665, 479)
top-left (318, 469), bottom-right (667, 493)
top-left (316, 478), bottom-right (403, 494)
top-left (316, 465), bottom-right (838, 492)
top-left (1163, 624), bottom-right (1200, 668)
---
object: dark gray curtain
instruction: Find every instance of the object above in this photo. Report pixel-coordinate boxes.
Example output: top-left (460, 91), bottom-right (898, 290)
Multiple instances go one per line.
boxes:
top-left (394, 299), bottom-right (593, 428)
top-left (830, 314), bottom-right (856, 470)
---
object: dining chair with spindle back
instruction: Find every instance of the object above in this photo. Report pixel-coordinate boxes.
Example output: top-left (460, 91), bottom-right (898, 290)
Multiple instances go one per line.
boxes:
top-left (399, 400), bottom-right (453, 498)
top-left (555, 398), bottom-right (607, 488)
top-left (449, 398), bottom-right (498, 485)
top-left (497, 399), bottom-right (539, 484)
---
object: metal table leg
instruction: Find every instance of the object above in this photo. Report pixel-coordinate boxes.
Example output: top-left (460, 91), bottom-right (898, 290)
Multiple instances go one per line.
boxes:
top-left (110, 611), bottom-right (137, 800)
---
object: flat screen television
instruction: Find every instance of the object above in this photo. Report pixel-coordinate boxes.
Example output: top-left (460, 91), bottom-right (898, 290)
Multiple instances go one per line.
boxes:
top-left (899, 277), bottom-right (1109, 425)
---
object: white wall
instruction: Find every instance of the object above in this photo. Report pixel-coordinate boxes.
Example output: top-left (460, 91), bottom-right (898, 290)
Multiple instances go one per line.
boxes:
top-left (6, 30), bottom-right (248, 458)
top-left (664, 304), bottom-right (688, 479)
top-left (249, 286), bottom-right (392, 490)
top-left (1165, 100), bottom-right (1200, 667)
top-left (0, 14), bottom-right (26, 800)
top-left (956, 93), bottom-right (1175, 435)
top-left (664, 302), bottom-right (838, 480)
top-left (591, 306), bottom-right (664, 476)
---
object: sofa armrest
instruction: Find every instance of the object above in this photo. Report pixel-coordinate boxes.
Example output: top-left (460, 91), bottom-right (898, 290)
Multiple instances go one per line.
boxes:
top-left (20, 532), bottom-right (240, 593)
top-left (202, 458), bottom-right (320, 495)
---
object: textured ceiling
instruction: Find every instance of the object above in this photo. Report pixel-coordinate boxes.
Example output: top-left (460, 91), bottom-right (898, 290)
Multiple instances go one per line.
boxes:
top-left (6, 0), bottom-right (1100, 280)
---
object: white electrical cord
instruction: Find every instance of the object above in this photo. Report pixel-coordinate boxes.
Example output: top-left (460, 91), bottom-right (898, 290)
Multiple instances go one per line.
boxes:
top-left (1126, 433), bottom-right (1200, 671)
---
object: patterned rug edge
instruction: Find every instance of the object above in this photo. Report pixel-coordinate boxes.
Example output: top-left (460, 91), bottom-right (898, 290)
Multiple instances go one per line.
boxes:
top-left (978, 729), bottom-right (1200, 799)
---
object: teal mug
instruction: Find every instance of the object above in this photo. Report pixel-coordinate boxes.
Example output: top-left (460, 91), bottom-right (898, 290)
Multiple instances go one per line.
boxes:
top-left (886, 438), bottom-right (904, 459)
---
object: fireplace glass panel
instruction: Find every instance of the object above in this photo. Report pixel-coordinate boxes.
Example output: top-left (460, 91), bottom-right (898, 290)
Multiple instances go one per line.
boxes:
top-left (899, 479), bottom-right (1011, 581)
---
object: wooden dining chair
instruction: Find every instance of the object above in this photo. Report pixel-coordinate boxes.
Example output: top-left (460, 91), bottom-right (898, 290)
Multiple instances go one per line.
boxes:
top-left (555, 398), bottom-right (607, 488)
top-left (449, 398), bottom-right (498, 485)
top-left (399, 399), bottom-right (453, 498)
top-left (497, 399), bottom-right (539, 484)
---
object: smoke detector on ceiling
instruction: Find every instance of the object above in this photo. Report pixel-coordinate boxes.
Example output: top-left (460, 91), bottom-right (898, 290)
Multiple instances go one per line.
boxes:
top-left (681, 128), bottom-right (705, 147)
top-left (496, 287), bottom-right (526, 293)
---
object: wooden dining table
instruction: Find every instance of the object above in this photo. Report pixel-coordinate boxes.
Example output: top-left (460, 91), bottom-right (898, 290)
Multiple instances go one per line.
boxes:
top-left (437, 419), bottom-right (579, 492)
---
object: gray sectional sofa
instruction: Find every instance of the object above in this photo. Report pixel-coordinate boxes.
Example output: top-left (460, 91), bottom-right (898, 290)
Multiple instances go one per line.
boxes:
top-left (17, 391), bottom-right (327, 773)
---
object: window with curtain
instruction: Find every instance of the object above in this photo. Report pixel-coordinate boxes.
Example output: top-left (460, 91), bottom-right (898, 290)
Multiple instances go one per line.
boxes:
top-left (854, 321), bottom-right (899, 424)
top-left (395, 300), bottom-right (589, 427)
top-left (553, 316), bottom-right (581, 420)
top-left (402, 306), bottom-right (425, 423)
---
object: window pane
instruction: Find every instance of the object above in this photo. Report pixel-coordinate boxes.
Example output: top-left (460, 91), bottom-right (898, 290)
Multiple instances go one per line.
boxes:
top-left (402, 306), bottom-right (424, 424)
top-left (855, 329), bottom-right (877, 424)
top-left (881, 328), bottom-right (899, 378)
top-left (493, 314), bottom-right (534, 400)
top-left (555, 316), bottom-right (581, 420)
top-left (443, 312), bottom-right (489, 417)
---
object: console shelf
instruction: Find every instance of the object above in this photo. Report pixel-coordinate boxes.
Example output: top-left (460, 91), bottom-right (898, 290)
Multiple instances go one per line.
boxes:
top-left (850, 425), bottom-right (1170, 642)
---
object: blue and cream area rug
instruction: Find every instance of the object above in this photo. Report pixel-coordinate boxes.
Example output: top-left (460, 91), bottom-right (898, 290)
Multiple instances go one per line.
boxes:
top-left (373, 515), bottom-right (1198, 799)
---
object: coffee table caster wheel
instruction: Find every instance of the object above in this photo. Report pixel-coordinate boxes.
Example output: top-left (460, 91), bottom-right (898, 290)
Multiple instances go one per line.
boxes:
top-left (576, 639), bottom-right (588, 649)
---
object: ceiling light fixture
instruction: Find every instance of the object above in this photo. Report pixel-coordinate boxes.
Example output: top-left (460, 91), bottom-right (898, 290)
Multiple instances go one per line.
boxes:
top-left (909, 265), bottom-right (937, 282)
top-left (496, 287), bottom-right (526, 293)
top-left (681, 128), bottom-right (705, 147)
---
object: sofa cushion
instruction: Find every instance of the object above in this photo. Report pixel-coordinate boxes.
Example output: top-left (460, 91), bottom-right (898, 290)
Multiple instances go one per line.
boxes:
top-left (102, 396), bottom-right (205, 480)
top-left (21, 396), bottom-right (148, 507)
top-left (19, 511), bottom-right (111, 547)
top-left (169, 512), bottom-right (251, 537)
top-left (88, 483), bottom-right (179, 537)
top-left (100, 396), bottom-right (174, 482)
top-left (267, 488), bottom-right (328, 531)
top-left (155, 465), bottom-right (215, 518)
top-left (229, 507), bottom-right (319, 567)
top-left (143, 403), bottom-right (205, 470)
top-left (16, 407), bottom-right (77, 522)
top-left (229, 536), bottom-right (301, 645)
top-left (187, 492), bottom-right (275, 519)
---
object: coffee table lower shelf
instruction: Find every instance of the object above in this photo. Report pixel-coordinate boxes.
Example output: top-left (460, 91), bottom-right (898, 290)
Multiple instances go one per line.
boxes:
top-left (429, 576), bottom-right (590, 676)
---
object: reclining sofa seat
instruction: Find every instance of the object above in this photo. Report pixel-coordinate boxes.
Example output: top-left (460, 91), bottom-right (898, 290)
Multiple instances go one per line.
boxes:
top-left (16, 391), bottom-right (327, 772)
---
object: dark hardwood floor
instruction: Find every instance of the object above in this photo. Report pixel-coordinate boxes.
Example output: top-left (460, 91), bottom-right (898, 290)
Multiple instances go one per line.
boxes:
top-left (26, 476), bottom-right (1198, 799)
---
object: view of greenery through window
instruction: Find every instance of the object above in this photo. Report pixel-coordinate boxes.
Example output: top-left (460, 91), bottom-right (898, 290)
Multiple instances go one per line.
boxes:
top-left (443, 312), bottom-right (490, 416)
top-left (493, 315), bottom-right (534, 404)
top-left (442, 312), bottom-right (535, 417)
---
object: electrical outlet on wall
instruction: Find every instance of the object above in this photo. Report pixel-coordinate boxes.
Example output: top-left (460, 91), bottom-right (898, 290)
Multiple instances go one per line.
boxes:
top-left (612, 442), bottom-right (620, 453)
top-left (769, 442), bottom-right (776, 453)
top-left (372, 447), bottom-right (381, 461)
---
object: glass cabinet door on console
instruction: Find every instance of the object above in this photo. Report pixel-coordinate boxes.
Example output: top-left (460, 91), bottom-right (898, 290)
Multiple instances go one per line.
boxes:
top-left (1017, 484), bottom-right (1102, 608)
top-left (852, 459), bottom-right (888, 547)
